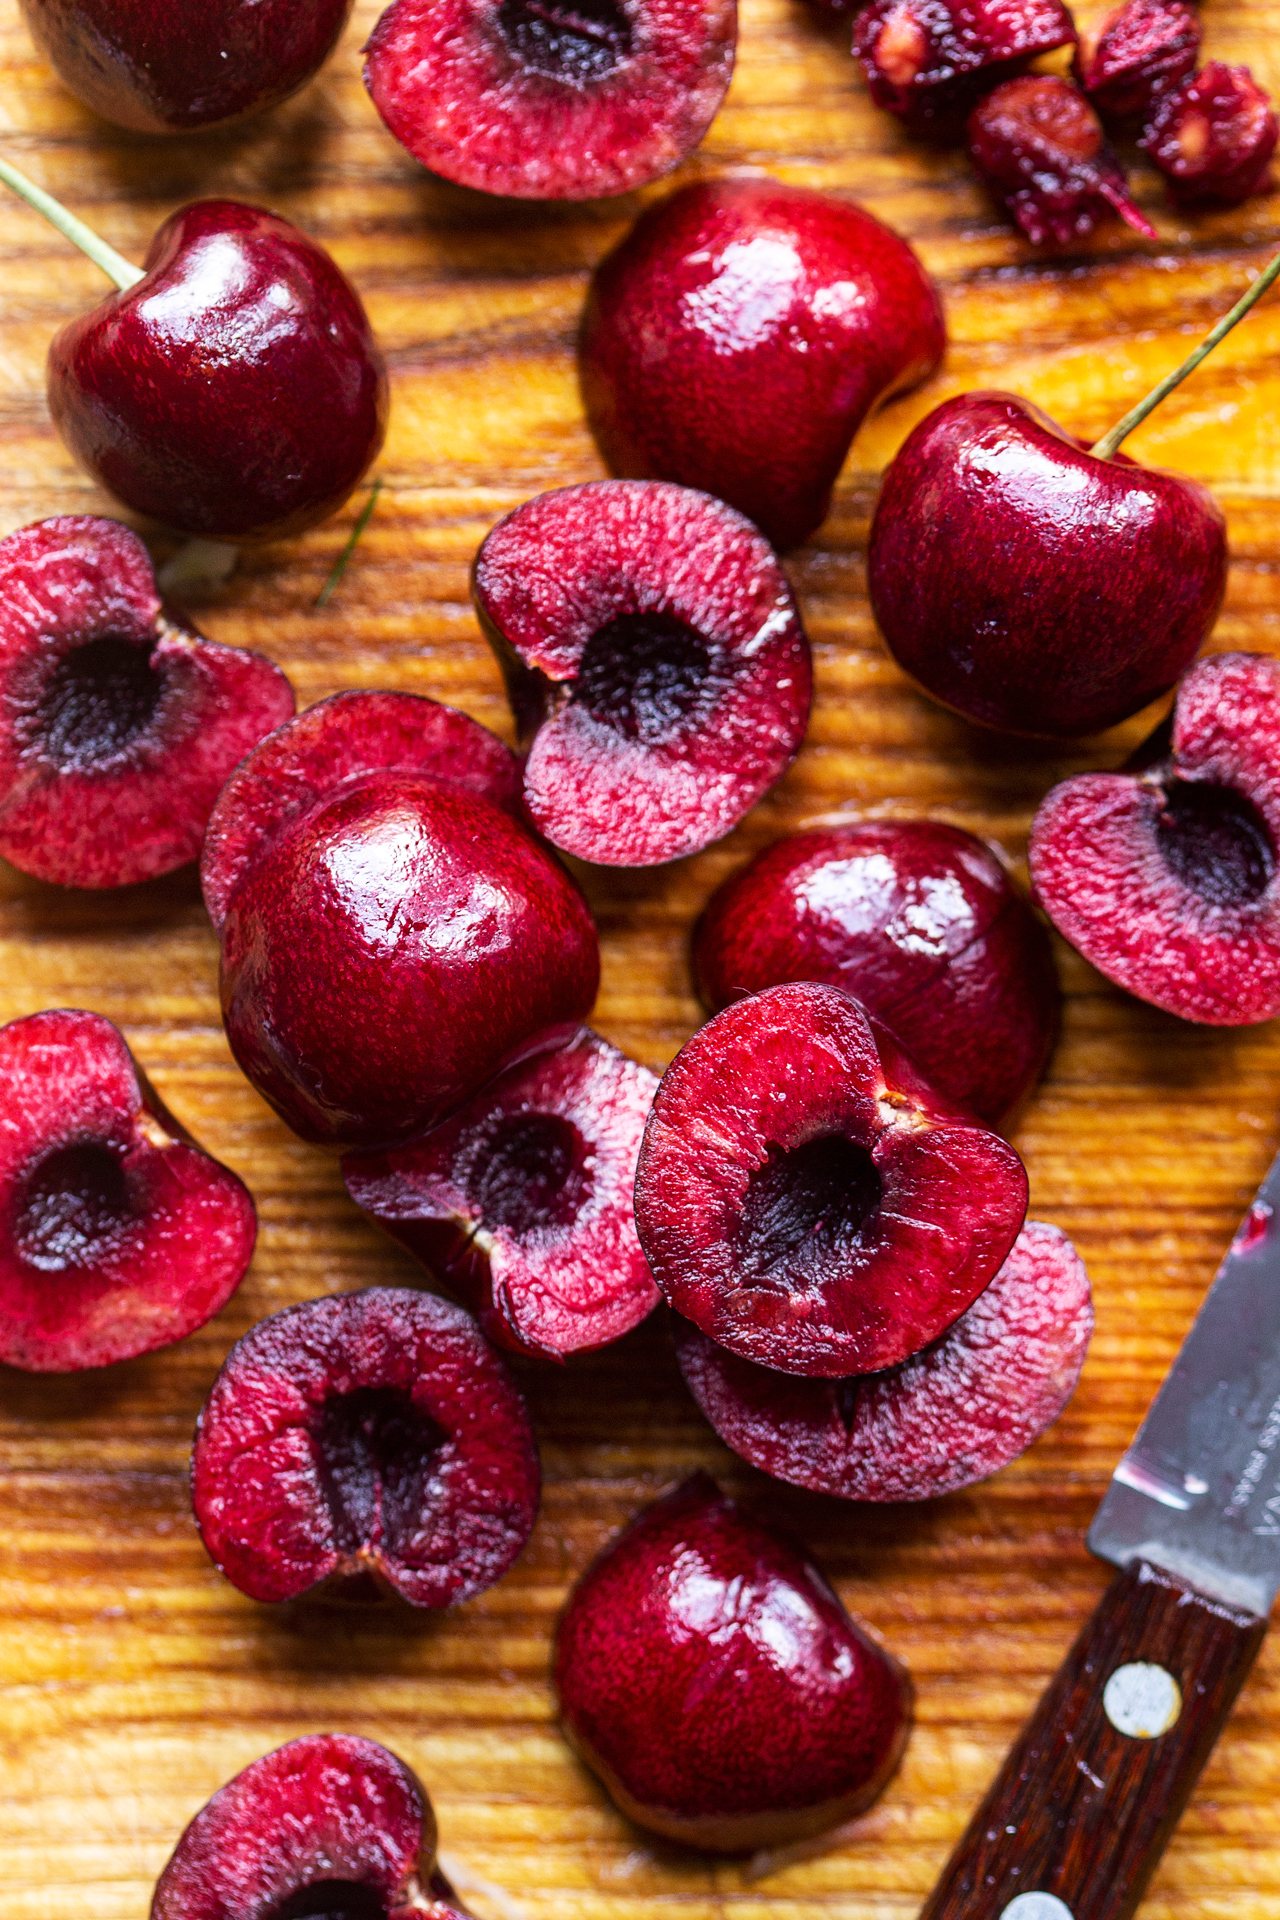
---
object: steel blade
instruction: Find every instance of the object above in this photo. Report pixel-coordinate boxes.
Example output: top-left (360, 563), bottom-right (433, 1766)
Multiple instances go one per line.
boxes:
top-left (1090, 1149), bottom-right (1280, 1618)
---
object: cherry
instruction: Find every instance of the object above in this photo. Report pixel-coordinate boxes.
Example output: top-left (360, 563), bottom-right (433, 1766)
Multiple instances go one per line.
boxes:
top-left (854, 0), bottom-right (1076, 136)
top-left (364, 0), bottom-right (735, 199)
top-left (1072, 0), bottom-right (1200, 124)
top-left (0, 1010), bottom-right (256, 1373)
top-left (677, 1221), bottom-right (1094, 1501)
top-left (192, 1288), bottom-right (540, 1607)
top-left (0, 515), bottom-right (293, 888)
top-left (634, 982), bottom-right (1028, 1378)
top-left (1142, 63), bottom-right (1278, 208)
top-left (206, 691), bottom-right (599, 1149)
top-left (1030, 653), bottom-right (1280, 1026)
top-left (554, 1474), bottom-right (910, 1851)
top-left (869, 250), bottom-right (1280, 739)
top-left (693, 820), bottom-right (1059, 1125)
top-left (343, 1030), bottom-right (660, 1362)
top-left (151, 1735), bottom-right (468, 1920)
top-left (967, 75), bottom-right (1156, 245)
top-left (580, 177), bottom-right (945, 551)
top-left (869, 391), bottom-right (1224, 737)
top-left (18, 0), bottom-right (351, 134)
top-left (0, 162), bottom-right (387, 543)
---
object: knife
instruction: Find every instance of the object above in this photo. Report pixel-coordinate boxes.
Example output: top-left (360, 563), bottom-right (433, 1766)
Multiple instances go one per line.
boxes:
top-left (919, 1152), bottom-right (1280, 1920)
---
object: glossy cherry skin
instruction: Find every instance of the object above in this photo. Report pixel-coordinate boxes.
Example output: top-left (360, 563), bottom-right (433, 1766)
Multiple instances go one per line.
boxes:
top-left (19, 0), bottom-right (351, 134)
top-left (554, 1473), bottom-right (910, 1851)
top-left (581, 177), bottom-right (945, 551)
top-left (868, 390), bottom-right (1226, 738)
top-left (219, 772), bottom-right (600, 1148)
top-left (48, 201), bottom-right (388, 544)
top-left (694, 821), bottom-right (1059, 1124)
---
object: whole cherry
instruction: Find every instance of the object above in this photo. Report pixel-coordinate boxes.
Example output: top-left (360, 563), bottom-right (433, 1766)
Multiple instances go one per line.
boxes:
top-left (694, 820), bottom-right (1058, 1125)
top-left (581, 177), bottom-right (945, 551)
top-left (205, 691), bottom-right (600, 1148)
top-left (869, 255), bottom-right (1280, 739)
top-left (0, 162), bottom-right (387, 543)
top-left (19, 0), bottom-right (352, 134)
top-left (554, 1474), bottom-right (910, 1850)
top-left (868, 391), bottom-right (1224, 737)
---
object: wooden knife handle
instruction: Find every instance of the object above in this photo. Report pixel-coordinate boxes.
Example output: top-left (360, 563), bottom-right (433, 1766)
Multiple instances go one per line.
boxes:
top-left (920, 1560), bottom-right (1266, 1920)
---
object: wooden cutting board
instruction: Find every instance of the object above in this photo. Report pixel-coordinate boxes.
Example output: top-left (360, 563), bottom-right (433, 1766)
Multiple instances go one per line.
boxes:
top-left (2, 0), bottom-right (1280, 1910)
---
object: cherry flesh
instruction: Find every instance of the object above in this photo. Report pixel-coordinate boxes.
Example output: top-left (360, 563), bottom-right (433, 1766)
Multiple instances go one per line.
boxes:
top-left (580, 178), bottom-right (945, 552)
top-left (694, 820), bottom-right (1059, 1126)
top-left (49, 200), bottom-right (388, 543)
top-left (854, 0), bottom-right (1076, 136)
top-left (677, 1221), bottom-right (1093, 1501)
top-left (1073, 0), bottom-right (1200, 123)
top-left (0, 1009), bottom-right (256, 1372)
top-left (868, 390), bottom-right (1226, 739)
top-left (192, 1287), bottom-right (540, 1606)
top-left (364, 0), bottom-right (736, 199)
top-left (0, 515), bottom-right (293, 888)
top-left (554, 1473), bottom-right (910, 1850)
top-left (967, 74), bottom-right (1156, 244)
top-left (19, 0), bottom-right (351, 134)
top-left (1030, 652), bottom-right (1280, 1025)
top-left (151, 1734), bottom-right (467, 1920)
top-left (634, 981), bottom-right (1028, 1377)
top-left (343, 1030), bottom-right (659, 1362)
top-left (473, 479), bottom-right (811, 866)
top-left (1142, 63), bottom-right (1278, 207)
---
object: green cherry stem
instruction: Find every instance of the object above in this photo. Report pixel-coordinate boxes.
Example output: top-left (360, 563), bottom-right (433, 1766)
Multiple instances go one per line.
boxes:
top-left (0, 154), bottom-right (145, 292)
top-left (1091, 248), bottom-right (1280, 461)
top-left (315, 479), bottom-right (383, 609)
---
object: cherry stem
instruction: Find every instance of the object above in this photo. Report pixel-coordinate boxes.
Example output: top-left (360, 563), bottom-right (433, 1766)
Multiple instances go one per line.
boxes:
top-left (315, 478), bottom-right (383, 608)
top-left (0, 155), bottom-right (145, 292)
top-left (1091, 248), bottom-right (1280, 460)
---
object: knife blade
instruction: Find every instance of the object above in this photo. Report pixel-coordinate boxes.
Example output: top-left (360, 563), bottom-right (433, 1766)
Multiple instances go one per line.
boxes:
top-left (919, 1152), bottom-right (1280, 1920)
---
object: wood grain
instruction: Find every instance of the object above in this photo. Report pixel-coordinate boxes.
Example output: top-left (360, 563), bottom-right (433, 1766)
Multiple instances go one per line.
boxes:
top-left (922, 1562), bottom-right (1269, 1920)
top-left (0, 0), bottom-right (1279, 1913)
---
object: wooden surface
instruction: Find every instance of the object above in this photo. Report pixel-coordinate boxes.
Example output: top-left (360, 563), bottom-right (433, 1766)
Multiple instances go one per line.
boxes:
top-left (1, 0), bottom-right (1280, 1912)
top-left (921, 1563), bottom-right (1270, 1920)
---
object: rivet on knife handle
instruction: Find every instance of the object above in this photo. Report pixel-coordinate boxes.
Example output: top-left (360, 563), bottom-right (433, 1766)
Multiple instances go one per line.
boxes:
top-left (919, 1560), bottom-right (1265, 1920)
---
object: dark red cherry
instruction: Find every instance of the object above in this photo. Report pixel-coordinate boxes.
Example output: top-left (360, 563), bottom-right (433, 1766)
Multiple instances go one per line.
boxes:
top-left (192, 1288), bottom-right (540, 1607)
top-left (676, 1220), bottom-right (1094, 1501)
top-left (868, 390), bottom-right (1226, 738)
top-left (634, 982), bottom-right (1028, 1377)
top-left (854, 0), bottom-right (1076, 136)
top-left (48, 200), bottom-right (388, 543)
top-left (694, 821), bottom-right (1059, 1125)
top-left (1030, 653), bottom-right (1280, 1025)
top-left (1072, 0), bottom-right (1200, 124)
top-left (0, 1009), bottom-right (256, 1373)
top-left (554, 1473), bottom-right (910, 1851)
top-left (19, 0), bottom-right (351, 133)
top-left (209, 692), bottom-right (600, 1148)
top-left (967, 74), bottom-right (1156, 243)
top-left (1142, 63), bottom-right (1278, 208)
top-left (151, 1734), bottom-right (467, 1920)
top-left (580, 178), bottom-right (945, 552)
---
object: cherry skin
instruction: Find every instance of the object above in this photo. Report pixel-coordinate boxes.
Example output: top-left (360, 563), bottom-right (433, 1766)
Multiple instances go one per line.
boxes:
top-left (581, 177), bottom-right (945, 551)
top-left (868, 390), bottom-right (1226, 738)
top-left (47, 200), bottom-right (388, 544)
top-left (18, 0), bottom-right (351, 134)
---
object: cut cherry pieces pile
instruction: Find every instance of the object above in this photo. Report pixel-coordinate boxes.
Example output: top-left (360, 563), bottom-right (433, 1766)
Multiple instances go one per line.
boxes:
top-left (853, 0), bottom-right (1276, 244)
